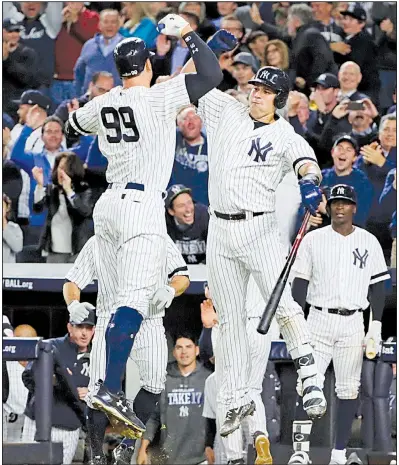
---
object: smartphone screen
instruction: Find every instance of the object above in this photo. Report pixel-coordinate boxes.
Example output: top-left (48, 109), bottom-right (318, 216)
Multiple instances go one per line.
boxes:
top-left (347, 101), bottom-right (365, 111)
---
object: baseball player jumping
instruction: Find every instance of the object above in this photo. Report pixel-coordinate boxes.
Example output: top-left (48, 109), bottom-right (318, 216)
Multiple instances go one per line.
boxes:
top-left (65, 13), bottom-right (222, 431)
top-left (202, 276), bottom-right (280, 465)
top-left (63, 235), bottom-right (189, 465)
top-left (180, 56), bottom-right (327, 450)
top-left (288, 184), bottom-right (390, 465)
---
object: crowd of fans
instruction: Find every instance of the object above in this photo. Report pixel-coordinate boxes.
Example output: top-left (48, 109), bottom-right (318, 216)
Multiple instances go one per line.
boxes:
top-left (2, 1), bottom-right (397, 269)
top-left (2, 3), bottom-right (397, 463)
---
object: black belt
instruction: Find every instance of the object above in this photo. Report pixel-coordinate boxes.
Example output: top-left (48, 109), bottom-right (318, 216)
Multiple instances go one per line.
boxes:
top-left (213, 211), bottom-right (265, 221)
top-left (314, 306), bottom-right (362, 316)
top-left (107, 182), bottom-right (144, 191)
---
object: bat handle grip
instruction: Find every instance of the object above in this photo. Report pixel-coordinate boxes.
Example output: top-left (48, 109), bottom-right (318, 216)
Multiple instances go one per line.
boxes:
top-left (365, 338), bottom-right (377, 360)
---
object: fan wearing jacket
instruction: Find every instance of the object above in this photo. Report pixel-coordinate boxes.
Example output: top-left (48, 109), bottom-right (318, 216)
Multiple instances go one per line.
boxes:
top-left (32, 152), bottom-right (93, 263)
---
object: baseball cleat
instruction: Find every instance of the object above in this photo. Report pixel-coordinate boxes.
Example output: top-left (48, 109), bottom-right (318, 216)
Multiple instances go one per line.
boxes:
top-left (302, 383), bottom-right (327, 420)
top-left (90, 455), bottom-right (108, 465)
top-left (288, 451), bottom-right (312, 464)
top-left (254, 431), bottom-right (273, 464)
top-left (220, 400), bottom-right (256, 437)
top-left (108, 416), bottom-right (142, 439)
top-left (92, 382), bottom-right (145, 437)
top-left (112, 442), bottom-right (135, 465)
top-left (345, 452), bottom-right (363, 465)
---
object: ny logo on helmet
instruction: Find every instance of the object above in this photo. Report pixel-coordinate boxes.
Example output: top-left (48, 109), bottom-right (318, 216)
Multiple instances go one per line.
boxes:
top-left (337, 187), bottom-right (345, 195)
top-left (259, 70), bottom-right (278, 84)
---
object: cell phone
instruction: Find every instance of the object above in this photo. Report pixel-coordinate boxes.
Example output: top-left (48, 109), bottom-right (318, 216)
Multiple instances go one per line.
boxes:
top-left (347, 101), bottom-right (365, 111)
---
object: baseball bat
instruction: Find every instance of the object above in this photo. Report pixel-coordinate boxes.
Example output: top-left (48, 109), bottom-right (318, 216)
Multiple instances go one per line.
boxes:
top-left (365, 338), bottom-right (377, 359)
top-left (365, 309), bottom-right (377, 359)
top-left (257, 210), bottom-right (311, 335)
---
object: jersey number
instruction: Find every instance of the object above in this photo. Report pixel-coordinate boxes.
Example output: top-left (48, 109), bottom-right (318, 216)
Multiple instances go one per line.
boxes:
top-left (100, 107), bottom-right (139, 144)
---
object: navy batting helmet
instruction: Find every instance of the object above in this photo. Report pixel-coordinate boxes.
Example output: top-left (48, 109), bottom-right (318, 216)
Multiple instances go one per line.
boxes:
top-left (248, 66), bottom-right (290, 109)
top-left (114, 37), bottom-right (155, 78)
top-left (327, 184), bottom-right (357, 206)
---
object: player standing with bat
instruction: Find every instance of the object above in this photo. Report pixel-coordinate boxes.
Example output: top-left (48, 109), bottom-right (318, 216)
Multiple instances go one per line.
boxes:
top-left (288, 184), bottom-right (390, 465)
top-left (180, 60), bottom-right (327, 455)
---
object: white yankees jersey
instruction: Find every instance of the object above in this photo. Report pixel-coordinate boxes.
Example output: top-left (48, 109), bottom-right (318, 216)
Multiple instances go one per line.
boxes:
top-left (293, 226), bottom-right (390, 309)
top-left (68, 74), bottom-right (190, 190)
top-left (197, 89), bottom-right (317, 213)
top-left (65, 235), bottom-right (188, 319)
top-left (4, 362), bottom-right (29, 416)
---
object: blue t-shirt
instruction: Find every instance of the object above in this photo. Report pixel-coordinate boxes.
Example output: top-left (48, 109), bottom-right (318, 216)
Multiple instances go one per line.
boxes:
top-left (169, 131), bottom-right (209, 206)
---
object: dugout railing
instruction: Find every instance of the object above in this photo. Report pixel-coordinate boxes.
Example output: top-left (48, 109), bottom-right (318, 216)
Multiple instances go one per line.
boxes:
top-left (3, 337), bottom-right (63, 465)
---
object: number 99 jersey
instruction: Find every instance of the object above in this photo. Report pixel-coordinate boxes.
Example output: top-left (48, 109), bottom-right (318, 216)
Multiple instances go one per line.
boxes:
top-left (68, 74), bottom-right (191, 191)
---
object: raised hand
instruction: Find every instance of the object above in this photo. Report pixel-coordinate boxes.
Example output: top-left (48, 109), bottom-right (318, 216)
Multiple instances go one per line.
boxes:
top-left (157, 14), bottom-right (190, 38)
top-left (207, 30), bottom-right (238, 55)
top-left (32, 166), bottom-right (44, 186)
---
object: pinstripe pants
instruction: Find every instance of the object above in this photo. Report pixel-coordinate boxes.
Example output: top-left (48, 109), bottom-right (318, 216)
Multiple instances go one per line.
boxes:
top-left (213, 318), bottom-right (278, 460)
top-left (22, 416), bottom-right (80, 464)
top-left (93, 189), bottom-right (167, 316)
top-left (207, 213), bottom-right (310, 409)
top-left (301, 308), bottom-right (364, 399)
top-left (86, 316), bottom-right (168, 407)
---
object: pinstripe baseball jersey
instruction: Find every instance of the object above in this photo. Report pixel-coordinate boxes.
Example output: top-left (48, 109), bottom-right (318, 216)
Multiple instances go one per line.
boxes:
top-left (68, 74), bottom-right (190, 190)
top-left (292, 225), bottom-right (390, 309)
top-left (65, 235), bottom-right (188, 319)
top-left (4, 362), bottom-right (29, 415)
top-left (197, 89), bottom-right (318, 213)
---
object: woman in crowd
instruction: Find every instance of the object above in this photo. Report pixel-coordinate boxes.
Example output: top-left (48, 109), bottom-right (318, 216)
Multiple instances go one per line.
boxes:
top-left (3, 194), bottom-right (23, 263)
top-left (32, 152), bottom-right (93, 263)
top-left (119, 1), bottom-right (165, 48)
top-left (263, 39), bottom-right (290, 71)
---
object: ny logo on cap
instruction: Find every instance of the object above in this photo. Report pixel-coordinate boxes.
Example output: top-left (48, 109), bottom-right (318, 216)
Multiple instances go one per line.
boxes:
top-left (337, 187), bottom-right (345, 195)
top-left (259, 70), bottom-right (278, 84)
top-left (171, 185), bottom-right (182, 195)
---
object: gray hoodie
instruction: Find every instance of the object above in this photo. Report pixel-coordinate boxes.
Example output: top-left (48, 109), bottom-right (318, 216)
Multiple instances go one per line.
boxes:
top-left (144, 361), bottom-right (211, 465)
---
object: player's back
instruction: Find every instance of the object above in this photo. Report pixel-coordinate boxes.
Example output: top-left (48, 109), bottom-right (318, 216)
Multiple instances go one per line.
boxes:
top-left (79, 75), bottom-right (190, 191)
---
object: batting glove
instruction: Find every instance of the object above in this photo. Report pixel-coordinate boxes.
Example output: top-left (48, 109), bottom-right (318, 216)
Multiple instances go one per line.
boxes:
top-left (364, 320), bottom-right (382, 356)
top-left (157, 14), bottom-right (189, 38)
top-left (299, 179), bottom-right (322, 216)
top-left (68, 301), bottom-right (95, 324)
top-left (151, 285), bottom-right (176, 311)
top-left (207, 30), bottom-right (238, 55)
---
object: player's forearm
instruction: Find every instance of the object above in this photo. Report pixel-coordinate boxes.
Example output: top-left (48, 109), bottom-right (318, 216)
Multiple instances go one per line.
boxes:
top-left (368, 281), bottom-right (386, 322)
top-left (170, 275), bottom-right (190, 297)
top-left (181, 31), bottom-right (223, 102)
top-left (291, 278), bottom-right (309, 311)
top-left (298, 162), bottom-right (322, 184)
top-left (63, 281), bottom-right (81, 305)
top-left (205, 417), bottom-right (216, 448)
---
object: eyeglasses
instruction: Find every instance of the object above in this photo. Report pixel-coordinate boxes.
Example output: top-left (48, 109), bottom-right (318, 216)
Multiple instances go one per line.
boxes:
top-left (93, 84), bottom-right (111, 94)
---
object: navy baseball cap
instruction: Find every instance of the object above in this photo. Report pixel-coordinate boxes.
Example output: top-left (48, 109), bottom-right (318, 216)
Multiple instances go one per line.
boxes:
top-left (333, 134), bottom-right (358, 152)
top-left (233, 52), bottom-right (259, 73)
top-left (165, 184), bottom-right (192, 209)
top-left (12, 90), bottom-right (52, 111)
top-left (327, 184), bottom-right (357, 205)
top-left (70, 309), bottom-right (96, 326)
top-left (314, 73), bottom-right (339, 89)
top-left (3, 18), bottom-right (23, 32)
top-left (341, 3), bottom-right (367, 22)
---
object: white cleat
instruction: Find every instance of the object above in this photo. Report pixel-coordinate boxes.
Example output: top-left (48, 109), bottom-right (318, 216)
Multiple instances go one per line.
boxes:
top-left (288, 451), bottom-right (312, 464)
top-left (329, 449), bottom-right (347, 465)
